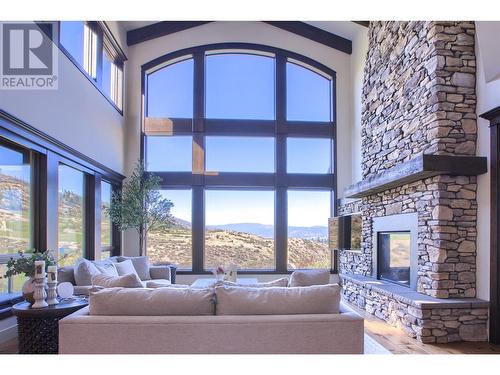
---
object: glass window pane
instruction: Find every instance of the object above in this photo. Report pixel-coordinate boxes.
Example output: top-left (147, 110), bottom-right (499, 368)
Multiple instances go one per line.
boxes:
top-left (287, 138), bottom-right (331, 174)
top-left (147, 190), bottom-right (192, 270)
top-left (0, 264), bottom-right (26, 293)
top-left (205, 190), bottom-right (274, 270)
top-left (101, 181), bottom-right (112, 251)
top-left (286, 62), bottom-right (331, 121)
top-left (60, 21), bottom-right (85, 67)
top-left (206, 54), bottom-right (275, 120)
top-left (206, 136), bottom-right (274, 173)
top-left (58, 164), bottom-right (84, 266)
top-left (147, 59), bottom-right (193, 118)
top-left (145, 136), bottom-right (192, 172)
top-left (0, 143), bottom-right (31, 255)
top-left (288, 190), bottom-right (330, 269)
top-left (102, 51), bottom-right (113, 99)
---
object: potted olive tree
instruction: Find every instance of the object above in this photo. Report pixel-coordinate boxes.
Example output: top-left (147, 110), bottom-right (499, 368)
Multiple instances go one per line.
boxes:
top-left (106, 161), bottom-right (174, 256)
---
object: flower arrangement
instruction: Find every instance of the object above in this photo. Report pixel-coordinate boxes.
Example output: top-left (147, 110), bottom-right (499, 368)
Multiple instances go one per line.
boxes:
top-left (213, 266), bottom-right (225, 275)
top-left (2, 250), bottom-right (56, 279)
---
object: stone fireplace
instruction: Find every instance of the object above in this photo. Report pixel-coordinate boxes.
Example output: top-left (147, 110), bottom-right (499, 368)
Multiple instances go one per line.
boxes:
top-left (339, 21), bottom-right (489, 343)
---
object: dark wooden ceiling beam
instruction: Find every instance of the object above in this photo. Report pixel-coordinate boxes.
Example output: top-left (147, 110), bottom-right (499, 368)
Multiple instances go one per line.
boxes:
top-left (126, 21), bottom-right (354, 55)
top-left (263, 21), bottom-right (352, 54)
top-left (127, 21), bottom-right (212, 46)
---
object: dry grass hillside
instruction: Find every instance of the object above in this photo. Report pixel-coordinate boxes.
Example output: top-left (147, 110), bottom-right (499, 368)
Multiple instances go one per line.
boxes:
top-left (148, 225), bottom-right (330, 270)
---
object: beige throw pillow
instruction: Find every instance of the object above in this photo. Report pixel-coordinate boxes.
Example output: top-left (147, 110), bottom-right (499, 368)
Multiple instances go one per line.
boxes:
top-left (74, 258), bottom-right (101, 286)
top-left (215, 284), bottom-right (341, 315)
top-left (116, 256), bottom-right (151, 280)
top-left (288, 269), bottom-right (330, 287)
top-left (91, 273), bottom-right (143, 288)
top-left (115, 259), bottom-right (139, 277)
top-left (89, 287), bottom-right (216, 316)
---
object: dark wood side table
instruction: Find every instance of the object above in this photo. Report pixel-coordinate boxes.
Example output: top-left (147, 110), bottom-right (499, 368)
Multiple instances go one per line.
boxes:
top-left (12, 298), bottom-right (88, 354)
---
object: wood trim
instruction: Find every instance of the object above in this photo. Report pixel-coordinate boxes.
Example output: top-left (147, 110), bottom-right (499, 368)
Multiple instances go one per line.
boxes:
top-left (480, 106), bottom-right (500, 344)
top-left (263, 21), bottom-right (352, 55)
top-left (127, 21), bottom-right (353, 55)
top-left (353, 21), bottom-right (370, 28)
top-left (127, 21), bottom-right (212, 46)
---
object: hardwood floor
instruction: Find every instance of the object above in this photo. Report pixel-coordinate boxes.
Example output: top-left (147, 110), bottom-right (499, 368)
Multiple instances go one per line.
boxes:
top-left (0, 337), bottom-right (17, 354)
top-left (352, 304), bottom-right (500, 354)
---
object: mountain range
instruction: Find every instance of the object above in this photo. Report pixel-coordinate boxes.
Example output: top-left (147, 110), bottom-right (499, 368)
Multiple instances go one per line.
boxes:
top-left (206, 222), bottom-right (327, 239)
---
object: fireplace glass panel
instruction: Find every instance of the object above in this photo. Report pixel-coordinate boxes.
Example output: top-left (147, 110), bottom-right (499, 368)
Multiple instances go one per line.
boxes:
top-left (378, 232), bottom-right (410, 287)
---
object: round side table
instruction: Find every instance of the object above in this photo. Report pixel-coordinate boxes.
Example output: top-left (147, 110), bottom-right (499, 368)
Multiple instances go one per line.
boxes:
top-left (12, 298), bottom-right (88, 354)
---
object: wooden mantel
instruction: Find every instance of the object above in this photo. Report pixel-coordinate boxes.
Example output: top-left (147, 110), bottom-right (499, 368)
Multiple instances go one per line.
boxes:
top-left (344, 154), bottom-right (487, 198)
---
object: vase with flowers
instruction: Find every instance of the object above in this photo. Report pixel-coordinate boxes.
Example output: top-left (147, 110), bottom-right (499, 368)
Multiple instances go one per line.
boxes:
top-left (1, 250), bottom-right (57, 304)
top-left (213, 266), bottom-right (225, 282)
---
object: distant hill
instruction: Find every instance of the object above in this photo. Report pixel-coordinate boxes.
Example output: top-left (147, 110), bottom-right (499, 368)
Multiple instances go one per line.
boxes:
top-left (207, 223), bottom-right (327, 240)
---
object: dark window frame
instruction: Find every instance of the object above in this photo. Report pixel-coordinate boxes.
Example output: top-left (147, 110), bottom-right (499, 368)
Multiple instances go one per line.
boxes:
top-left (0, 109), bottom-right (124, 301)
top-left (54, 21), bottom-right (126, 114)
top-left (141, 43), bottom-right (337, 274)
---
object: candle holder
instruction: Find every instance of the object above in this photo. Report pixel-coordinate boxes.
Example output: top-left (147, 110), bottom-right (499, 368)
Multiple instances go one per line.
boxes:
top-left (32, 278), bottom-right (48, 309)
top-left (46, 281), bottom-right (59, 305)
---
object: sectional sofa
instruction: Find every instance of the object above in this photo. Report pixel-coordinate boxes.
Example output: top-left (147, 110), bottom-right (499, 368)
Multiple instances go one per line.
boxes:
top-left (58, 283), bottom-right (364, 354)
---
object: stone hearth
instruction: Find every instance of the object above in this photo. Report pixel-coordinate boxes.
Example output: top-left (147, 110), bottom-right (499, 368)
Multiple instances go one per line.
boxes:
top-left (342, 274), bottom-right (488, 343)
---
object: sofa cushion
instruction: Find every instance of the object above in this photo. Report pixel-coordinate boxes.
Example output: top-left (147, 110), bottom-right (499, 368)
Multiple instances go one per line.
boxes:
top-left (91, 273), bottom-right (143, 288)
top-left (145, 279), bottom-right (172, 288)
top-left (215, 284), bottom-right (341, 315)
top-left (74, 259), bottom-right (101, 286)
top-left (149, 265), bottom-right (171, 281)
top-left (224, 277), bottom-right (289, 288)
top-left (89, 287), bottom-right (215, 316)
top-left (116, 256), bottom-right (150, 280)
top-left (115, 259), bottom-right (139, 278)
top-left (288, 269), bottom-right (330, 287)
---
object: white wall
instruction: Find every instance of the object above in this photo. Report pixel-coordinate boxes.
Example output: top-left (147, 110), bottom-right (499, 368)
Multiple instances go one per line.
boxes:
top-left (350, 28), bottom-right (368, 184)
top-left (123, 21), bottom-right (366, 256)
top-left (474, 22), bottom-right (500, 301)
top-left (0, 22), bottom-right (127, 174)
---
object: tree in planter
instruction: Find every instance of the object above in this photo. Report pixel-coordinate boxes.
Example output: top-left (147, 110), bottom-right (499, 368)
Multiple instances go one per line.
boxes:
top-left (106, 161), bottom-right (174, 256)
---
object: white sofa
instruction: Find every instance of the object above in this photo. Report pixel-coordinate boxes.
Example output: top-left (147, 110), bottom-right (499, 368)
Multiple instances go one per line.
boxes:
top-left (59, 302), bottom-right (364, 354)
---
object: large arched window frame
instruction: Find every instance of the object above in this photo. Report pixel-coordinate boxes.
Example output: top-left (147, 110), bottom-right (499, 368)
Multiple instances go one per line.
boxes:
top-left (141, 43), bottom-right (337, 274)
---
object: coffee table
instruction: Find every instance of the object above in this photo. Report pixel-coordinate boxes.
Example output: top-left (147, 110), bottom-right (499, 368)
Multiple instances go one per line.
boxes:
top-left (191, 278), bottom-right (259, 288)
top-left (12, 297), bottom-right (88, 354)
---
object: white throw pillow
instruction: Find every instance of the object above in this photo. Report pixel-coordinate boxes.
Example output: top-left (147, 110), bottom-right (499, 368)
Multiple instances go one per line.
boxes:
top-left (115, 259), bottom-right (139, 277)
top-left (93, 261), bottom-right (119, 277)
top-left (74, 258), bottom-right (101, 286)
top-left (91, 273), bottom-right (143, 288)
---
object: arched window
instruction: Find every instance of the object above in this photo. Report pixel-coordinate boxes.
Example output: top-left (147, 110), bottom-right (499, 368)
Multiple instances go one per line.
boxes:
top-left (142, 43), bottom-right (336, 273)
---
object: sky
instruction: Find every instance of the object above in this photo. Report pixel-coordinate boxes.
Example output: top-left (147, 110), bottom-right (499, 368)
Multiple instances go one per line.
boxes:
top-left (159, 189), bottom-right (331, 228)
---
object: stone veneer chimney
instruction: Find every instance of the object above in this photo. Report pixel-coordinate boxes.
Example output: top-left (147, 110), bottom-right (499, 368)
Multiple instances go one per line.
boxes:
top-left (343, 21), bottom-right (480, 299)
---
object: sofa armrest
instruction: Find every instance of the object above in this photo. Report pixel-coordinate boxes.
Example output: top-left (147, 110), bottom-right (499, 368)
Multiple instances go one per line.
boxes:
top-left (149, 265), bottom-right (171, 281)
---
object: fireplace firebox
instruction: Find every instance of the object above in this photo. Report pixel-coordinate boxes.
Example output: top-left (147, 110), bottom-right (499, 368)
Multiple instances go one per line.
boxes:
top-left (377, 231), bottom-right (411, 287)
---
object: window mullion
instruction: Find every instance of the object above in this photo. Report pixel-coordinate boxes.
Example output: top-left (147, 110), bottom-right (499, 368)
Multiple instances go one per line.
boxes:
top-left (275, 54), bottom-right (288, 272)
top-left (192, 51), bottom-right (205, 272)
